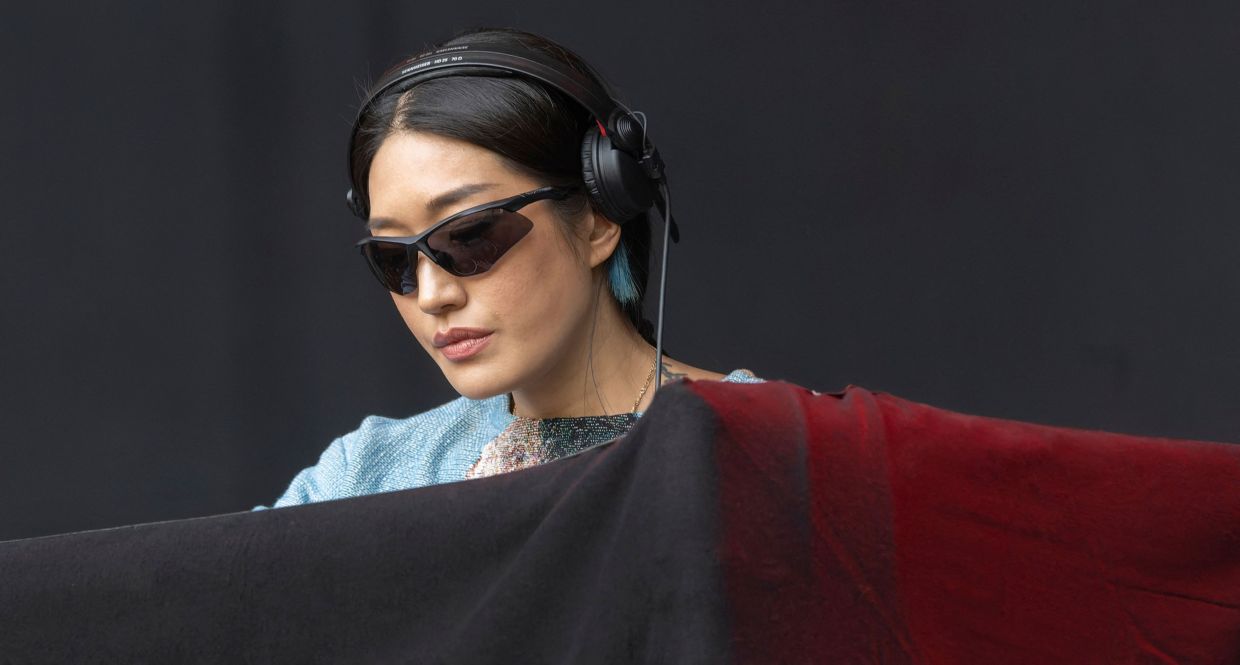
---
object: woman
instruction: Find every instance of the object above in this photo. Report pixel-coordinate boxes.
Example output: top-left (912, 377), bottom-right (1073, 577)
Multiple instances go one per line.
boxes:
top-left (264, 27), bottom-right (760, 508)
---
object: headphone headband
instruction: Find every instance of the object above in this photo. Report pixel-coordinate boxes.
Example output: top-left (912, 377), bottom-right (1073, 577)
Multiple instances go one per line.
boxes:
top-left (365, 44), bottom-right (621, 126)
top-left (348, 44), bottom-right (628, 205)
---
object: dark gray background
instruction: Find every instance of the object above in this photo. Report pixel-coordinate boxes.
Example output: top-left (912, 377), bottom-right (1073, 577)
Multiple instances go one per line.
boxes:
top-left (2, 1), bottom-right (1236, 540)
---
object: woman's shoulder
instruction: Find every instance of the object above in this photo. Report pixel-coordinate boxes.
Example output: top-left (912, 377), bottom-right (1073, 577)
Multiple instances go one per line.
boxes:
top-left (351, 394), bottom-right (509, 442)
top-left (262, 394), bottom-right (511, 509)
top-left (338, 394), bottom-right (512, 474)
top-left (659, 357), bottom-right (764, 384)
top-left (721, 368), bottom-right (764, 384)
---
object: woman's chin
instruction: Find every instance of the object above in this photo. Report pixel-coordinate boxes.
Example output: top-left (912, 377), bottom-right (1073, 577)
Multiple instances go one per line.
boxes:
top-left (440, 363), bottom-right (513, 402)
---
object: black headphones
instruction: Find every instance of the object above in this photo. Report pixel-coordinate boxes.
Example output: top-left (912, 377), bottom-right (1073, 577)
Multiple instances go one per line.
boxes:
top-left (345, 42), bottom-right (672, 237)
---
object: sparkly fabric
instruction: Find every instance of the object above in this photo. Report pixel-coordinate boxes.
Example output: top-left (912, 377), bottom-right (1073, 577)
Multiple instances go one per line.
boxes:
top-left (261, 369), bottom-right (762, 509)
top-left (466, 413), bottom-right (639, 479)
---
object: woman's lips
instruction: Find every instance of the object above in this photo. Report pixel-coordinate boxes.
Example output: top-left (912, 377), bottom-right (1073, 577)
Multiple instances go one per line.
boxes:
top-left (440, 334), bottom-right (492, 361)
top-left (433, 328), bottom-right (493, 361)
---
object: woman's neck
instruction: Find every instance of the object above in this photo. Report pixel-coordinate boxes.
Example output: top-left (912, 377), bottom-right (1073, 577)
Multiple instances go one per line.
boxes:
top-left (509, 296), bottom-right (656, 419)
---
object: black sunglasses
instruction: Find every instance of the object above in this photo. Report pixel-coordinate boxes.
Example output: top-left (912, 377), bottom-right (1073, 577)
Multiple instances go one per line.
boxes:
top-left (356, 185), bottom-right (577, 295)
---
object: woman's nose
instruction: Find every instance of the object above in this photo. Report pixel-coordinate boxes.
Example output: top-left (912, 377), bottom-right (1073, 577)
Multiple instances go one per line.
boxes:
top-left (414, 253), bottom-right (466, 315)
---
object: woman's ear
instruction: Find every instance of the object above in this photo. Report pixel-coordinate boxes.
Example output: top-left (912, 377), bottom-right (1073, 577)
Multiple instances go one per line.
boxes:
top-left (585, 210), bottom-right (624, 269)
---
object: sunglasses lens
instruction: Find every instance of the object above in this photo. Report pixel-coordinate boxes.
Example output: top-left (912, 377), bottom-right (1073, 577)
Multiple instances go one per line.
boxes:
top-left (426, 209), bottom-right (534, 277)
top-left (360, 241), bottom-right (417, 295)
top-left (359, 208), bottom-right (535, 295)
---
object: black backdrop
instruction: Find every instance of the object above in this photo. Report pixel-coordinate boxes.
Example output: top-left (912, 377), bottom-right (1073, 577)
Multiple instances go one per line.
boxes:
top-left (2, 1), bottom-right (1237, 541)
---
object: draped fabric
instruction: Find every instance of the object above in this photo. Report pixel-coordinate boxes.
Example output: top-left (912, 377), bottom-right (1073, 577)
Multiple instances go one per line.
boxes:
top-left (703, 381), bottom-right (1240, 663)
top-left (2, 380), bottom-right (1238, 663)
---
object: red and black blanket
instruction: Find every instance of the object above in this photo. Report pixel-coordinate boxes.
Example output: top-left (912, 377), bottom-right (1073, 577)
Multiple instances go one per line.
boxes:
top-left (2, 380), bottom-right (1237, 663)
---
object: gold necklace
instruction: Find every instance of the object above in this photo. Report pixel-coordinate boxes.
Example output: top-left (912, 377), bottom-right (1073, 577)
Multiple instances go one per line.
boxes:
top-left (632, 356), bottom-right (659, 412)
top-left (508, 356), bottom-right (661, 416)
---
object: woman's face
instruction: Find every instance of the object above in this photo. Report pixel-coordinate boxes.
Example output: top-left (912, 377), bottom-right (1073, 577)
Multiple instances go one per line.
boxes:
top-left (366, 131), bottom-right (605, 400)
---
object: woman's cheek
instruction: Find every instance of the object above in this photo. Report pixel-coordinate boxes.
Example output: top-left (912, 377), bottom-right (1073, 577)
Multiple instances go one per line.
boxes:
top-left (487, 264), bottom-right (545, 331)
top-left (499, 239), bottom-right (567, 311)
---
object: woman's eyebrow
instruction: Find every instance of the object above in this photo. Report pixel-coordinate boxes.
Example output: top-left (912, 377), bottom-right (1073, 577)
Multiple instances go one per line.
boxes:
top-left (425, 182), bottom-right (500, 215)
top-left (365, 217), bottom-right (407, 233)
top-left (365, 182), bottom-right (501, 233)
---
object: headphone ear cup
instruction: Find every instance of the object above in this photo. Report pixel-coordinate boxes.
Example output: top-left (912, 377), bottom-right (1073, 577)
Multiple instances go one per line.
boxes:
top-left (581, 128), bottom-right (655, 224)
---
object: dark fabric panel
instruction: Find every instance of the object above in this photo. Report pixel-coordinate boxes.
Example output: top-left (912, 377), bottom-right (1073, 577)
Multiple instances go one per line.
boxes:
top-left (4, 379), bottom-right (1239, 662)
top-left (0, 383), bottom-right (731, 663)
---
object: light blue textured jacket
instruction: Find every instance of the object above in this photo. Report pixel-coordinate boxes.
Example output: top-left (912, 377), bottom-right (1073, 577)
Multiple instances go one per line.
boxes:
top-left (260, 369), bottom-right (763, 509)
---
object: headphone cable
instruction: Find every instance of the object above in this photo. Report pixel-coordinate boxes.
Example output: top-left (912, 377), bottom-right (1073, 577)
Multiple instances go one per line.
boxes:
top-left (653, 180), bottom-right (673, 395)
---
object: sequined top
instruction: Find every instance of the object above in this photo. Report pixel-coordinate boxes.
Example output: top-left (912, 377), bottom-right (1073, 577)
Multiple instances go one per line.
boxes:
top-left (261, 369), bottom-right (763, 509)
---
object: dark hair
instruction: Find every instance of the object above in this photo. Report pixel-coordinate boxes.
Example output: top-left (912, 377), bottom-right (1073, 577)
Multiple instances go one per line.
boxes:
top-left (350, 27), bottom-right (656, 345)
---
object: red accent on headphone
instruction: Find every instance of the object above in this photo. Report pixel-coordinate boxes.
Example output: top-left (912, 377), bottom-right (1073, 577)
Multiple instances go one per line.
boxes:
top-left (596, 120), bottom-right (607, 137)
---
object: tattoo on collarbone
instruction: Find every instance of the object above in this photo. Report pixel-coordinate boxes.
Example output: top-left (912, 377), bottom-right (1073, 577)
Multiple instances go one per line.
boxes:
top-left (659, 362), bottom-right (688, 385)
